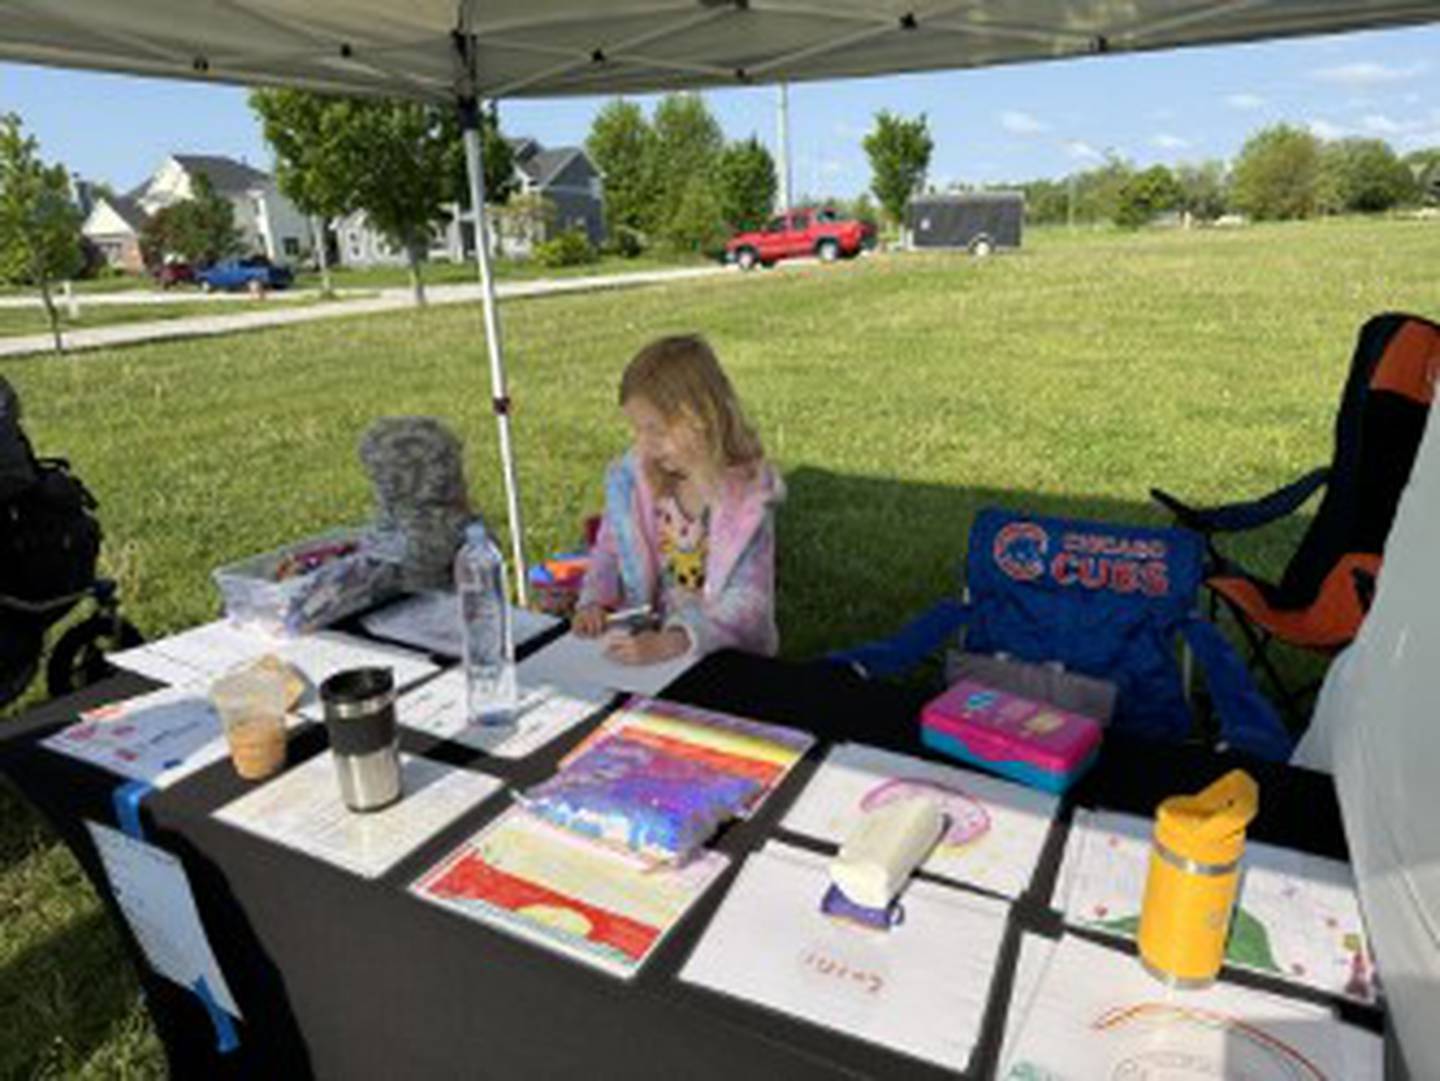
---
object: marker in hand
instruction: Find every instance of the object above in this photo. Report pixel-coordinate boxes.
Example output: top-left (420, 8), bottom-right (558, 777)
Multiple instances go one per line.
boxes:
top-left (603, 604), bottom-right (655, 633)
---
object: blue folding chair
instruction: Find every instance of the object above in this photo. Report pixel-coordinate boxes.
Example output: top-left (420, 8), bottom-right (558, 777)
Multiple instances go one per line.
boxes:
top-left (827, 508), bottom-right (1293, 761)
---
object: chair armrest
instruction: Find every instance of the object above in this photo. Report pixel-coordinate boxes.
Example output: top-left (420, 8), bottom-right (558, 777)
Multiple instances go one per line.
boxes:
top-left (1151, 466), bottom-right (1329, 535)
top-left (824, 598), bottom-right (970, 679)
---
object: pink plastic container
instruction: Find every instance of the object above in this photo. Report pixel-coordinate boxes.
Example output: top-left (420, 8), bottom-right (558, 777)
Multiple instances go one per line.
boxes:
top-left (920, 679), bottom-right (1103, 793)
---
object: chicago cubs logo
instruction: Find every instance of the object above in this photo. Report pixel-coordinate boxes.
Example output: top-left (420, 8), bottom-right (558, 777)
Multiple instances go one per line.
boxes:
top-left (993, 521), bottom-right (1049, 581)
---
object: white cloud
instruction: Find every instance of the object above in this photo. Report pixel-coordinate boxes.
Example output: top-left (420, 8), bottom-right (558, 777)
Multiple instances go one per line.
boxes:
top-left (1064, 140), bottom-right (1102, 161)
top-left (1312, 61), bottom-right (1426, 87)
top-left (1151, 133), bottom-right (1191, 150)
top-left (999, 110), bottom-right (1047, 134)
top-left (1225, 93), bottom-right (1265, 110)
top-left (1361, 114), bottom-right (1408, 135)
top-left (1307, 118), bottom-right (1348, 140)
top-left (819, 158), bottom-right (846, 177)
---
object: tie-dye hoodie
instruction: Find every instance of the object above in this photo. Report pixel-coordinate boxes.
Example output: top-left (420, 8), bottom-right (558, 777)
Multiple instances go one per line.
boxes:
top-left (578, 449), bottom-right (784, 657)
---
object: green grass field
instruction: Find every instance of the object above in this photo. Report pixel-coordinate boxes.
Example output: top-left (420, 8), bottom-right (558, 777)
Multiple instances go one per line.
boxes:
top-left (1, 217), bottom-right (1435, 1076)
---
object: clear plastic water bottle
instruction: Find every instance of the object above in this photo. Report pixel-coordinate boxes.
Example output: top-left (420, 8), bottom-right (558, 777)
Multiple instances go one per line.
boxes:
top-left (455, 521), bottom-right (517, 725)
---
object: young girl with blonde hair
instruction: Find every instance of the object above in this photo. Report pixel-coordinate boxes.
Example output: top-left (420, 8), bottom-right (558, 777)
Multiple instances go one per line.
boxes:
top-left (574, 334), bottom-right (784, 665)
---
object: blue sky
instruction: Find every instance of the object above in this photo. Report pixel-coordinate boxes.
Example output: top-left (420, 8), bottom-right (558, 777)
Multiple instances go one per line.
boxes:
top-left (2, 23), bottom-right (1436, 200)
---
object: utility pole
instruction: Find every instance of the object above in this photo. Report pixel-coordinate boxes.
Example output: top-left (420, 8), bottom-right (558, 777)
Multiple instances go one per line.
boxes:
top-left (777, 82), bottom-right (792, 212)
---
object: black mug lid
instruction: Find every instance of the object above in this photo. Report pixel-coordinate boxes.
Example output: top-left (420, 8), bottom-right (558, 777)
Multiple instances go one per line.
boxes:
top-left (320, 667), bottom-right (395, 721)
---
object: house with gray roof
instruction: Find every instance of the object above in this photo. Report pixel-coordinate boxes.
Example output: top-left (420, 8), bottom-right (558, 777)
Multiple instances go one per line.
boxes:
top-left (333, 137), bottom-right (604, 268)
top-left (79, 193), bottom-right (151, 273)
top-left (81, 153), bottom-right (312, 272)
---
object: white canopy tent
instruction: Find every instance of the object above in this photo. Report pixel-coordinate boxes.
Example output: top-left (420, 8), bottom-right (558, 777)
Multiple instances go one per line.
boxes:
top-left (4, 2), bottom-right (1439, 1072)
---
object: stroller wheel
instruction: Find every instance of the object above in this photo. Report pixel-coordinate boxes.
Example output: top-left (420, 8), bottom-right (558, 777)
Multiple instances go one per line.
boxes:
top-left (46, 615), bottom-right (144, 699)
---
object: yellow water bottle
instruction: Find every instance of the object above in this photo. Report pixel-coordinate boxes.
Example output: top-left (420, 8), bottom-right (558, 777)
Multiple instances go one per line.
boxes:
top-left (1137, 769), bottom-right (1259, 986)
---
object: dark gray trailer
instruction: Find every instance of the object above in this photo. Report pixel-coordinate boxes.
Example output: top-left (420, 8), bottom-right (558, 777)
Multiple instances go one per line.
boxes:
top-left (907, 192), bottom-right (1024, 255)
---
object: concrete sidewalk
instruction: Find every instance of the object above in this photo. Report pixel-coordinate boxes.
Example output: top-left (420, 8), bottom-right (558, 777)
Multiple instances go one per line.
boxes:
top-left (0, 265), bottom-right (731, 359)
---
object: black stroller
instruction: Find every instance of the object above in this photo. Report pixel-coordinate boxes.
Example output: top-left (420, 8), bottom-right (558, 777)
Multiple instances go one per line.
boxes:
top-left (1, 377), bottom-right (142, 709)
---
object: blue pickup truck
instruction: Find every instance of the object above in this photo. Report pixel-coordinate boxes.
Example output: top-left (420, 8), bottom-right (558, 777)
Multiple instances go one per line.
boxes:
top-left (196, 256), bottom-right (294, 293)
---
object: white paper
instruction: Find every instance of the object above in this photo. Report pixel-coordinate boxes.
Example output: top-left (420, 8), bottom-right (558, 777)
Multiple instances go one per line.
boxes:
top-left (517, 631), bottom-right (697, 697)
top-left (86, 821), bottom-right (241, 1017)
top-left (1052, 808), bottom-right (1379, 1003)
top-left (41, 686), bottom-right (306, 789)
top-left (395, 670), bottom-right (608, 758)
top-left (213, 752), bottom-right (503, 879)
top-left (361, 590), bottom-right (560, 658)
top-left (110, 621), bottom-right (438, 707)
top-left (781, 742), bottom-right (1059, 899)
top-left (680, 841), bottom-right (1009, 1072)
top-left (999, 933), bottom-right (1382, 1081)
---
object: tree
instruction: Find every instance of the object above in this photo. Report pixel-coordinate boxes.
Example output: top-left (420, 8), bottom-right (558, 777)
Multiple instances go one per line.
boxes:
top-left (586, 99), bottom-right (658, 236)
top-left (1405, 148), bottom-right (1440, 205)
top-left (137, 174), bottom-right (242, 270)
top-left (0, 113), bottom-right (84, 353)
top-left (250, 91), bottom-right (513, 299)
top-left (715, 137), bottom-right (776, 231)
top-left (1017, 178), bottom-right (1068, 225)
top-left (665, 174), bottom-right (728, 255)
top-left (1071, 155), bottom-right (1133, 225)
top-left (1229, 124), bottom-right (1322, 221)
top-left (652, 94), bottom-right (724, 241)
top-left (249, 89), bottom-right (352, 296)
top-left (863, 111), bottom-right (933, 225)
top-left (1318, 138), bottom-right (1417, 213)
top-left (1114, 164), bottom-right (1183, 228)
top-left (188, 174), bottom-right (245, 266)
top-left (1174, 160), bottom-right (1229, 222)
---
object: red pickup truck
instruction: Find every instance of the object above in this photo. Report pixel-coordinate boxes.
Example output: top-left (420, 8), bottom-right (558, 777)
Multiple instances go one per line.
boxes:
top-left (725, 207), bottom-right (874, 270)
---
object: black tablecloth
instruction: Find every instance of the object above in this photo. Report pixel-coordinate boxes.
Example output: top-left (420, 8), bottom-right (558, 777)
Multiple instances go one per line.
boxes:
top-left (0, 648), bottom-right (1378, 1080)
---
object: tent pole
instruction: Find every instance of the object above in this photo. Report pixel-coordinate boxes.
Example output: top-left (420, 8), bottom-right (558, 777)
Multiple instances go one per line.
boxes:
top-left (459, 94), bottom-right (529, 605)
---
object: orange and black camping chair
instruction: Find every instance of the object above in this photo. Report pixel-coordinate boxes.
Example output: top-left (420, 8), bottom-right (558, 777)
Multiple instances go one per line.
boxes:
top-left (1152, 312), bottom-right (1439, 719)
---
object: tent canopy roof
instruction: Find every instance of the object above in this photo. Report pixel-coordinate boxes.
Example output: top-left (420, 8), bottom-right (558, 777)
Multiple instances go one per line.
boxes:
top-left (3, 1), bottom-right (1438, 103)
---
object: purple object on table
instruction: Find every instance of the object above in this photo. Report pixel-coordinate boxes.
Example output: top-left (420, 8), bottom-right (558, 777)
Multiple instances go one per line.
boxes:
top-left (819, 883), bottom-right (902, 931)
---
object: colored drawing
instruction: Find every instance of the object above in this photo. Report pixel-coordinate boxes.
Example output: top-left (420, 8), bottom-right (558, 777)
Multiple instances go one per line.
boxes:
top-left (999, 934), bottom-right (1382, 1081)
top-left (411, 808), bottom-right (728, 980)
top-left (859, 778), bottom-right (991, 848)
top-left (1053, 809), bottom-right (1377, 1004)
top-left (782, 743), bottom-right (1058, 899)
top-left (558, 696), bottom-right (814, 818)
top-left (1091, 1002), bottom-right (1327, 1080)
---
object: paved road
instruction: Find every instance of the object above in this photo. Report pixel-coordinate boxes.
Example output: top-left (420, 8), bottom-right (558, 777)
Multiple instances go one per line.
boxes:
top-left (0, 265), bottom-right (733, 358)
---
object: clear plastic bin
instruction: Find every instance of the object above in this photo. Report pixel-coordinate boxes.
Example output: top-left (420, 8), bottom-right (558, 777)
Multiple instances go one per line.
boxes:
top-left (212, 527), bottom-right (401, 637)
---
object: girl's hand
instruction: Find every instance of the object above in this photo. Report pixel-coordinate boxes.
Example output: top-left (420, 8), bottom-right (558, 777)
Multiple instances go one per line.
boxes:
top-left (572, 605), bottom-right (607, 638)
top-left (603, 627), bottom-right (688, 666)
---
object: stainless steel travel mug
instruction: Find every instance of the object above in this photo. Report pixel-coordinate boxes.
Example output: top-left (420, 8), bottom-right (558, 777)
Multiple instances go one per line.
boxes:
top-left (319, 667), bottom-right (402, 812)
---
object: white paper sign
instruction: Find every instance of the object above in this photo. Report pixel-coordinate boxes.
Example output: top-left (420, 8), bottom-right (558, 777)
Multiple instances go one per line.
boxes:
top-left (517, 631), bottom-right (697, 697)
top-left (781, 742), bottom-right (1059, 899)
top-left (213, 752), bottom-right (503, 880)
top-left (42, 686), bottom-right (307, 789)
top-left (86, 821), bottom-right (241, 1018)
top-left (680, 841), bottom-right (1009, 1072)
top-left (111, 620), bottom-right (437, 698)
top-left (395, 670), bottom-right (608, 758)
top-left (999, 933), bottom-right (1382, 1081)
top-left (361, 590), bottom-right (560, 658)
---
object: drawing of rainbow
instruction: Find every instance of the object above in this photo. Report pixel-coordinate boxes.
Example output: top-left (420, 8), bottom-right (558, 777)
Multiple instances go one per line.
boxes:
top-left (1092, 1002), bottom-right (1329, 1080)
